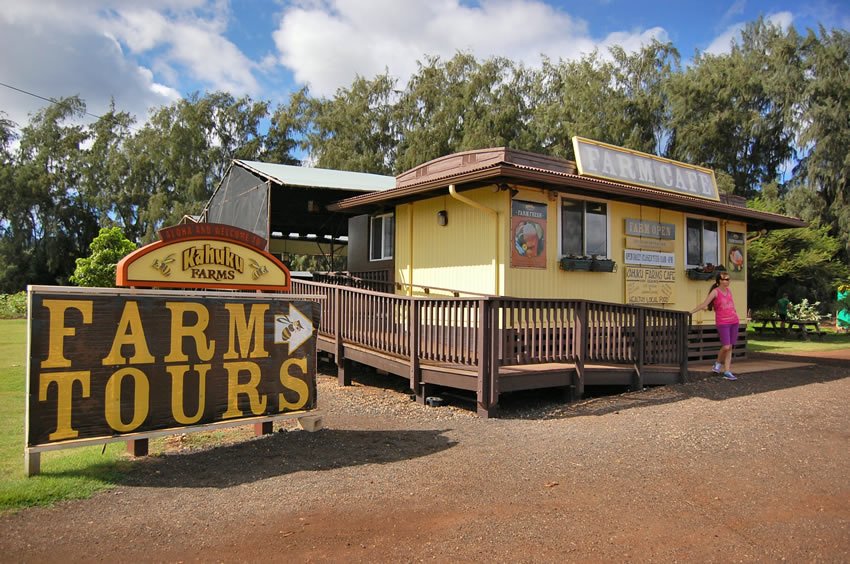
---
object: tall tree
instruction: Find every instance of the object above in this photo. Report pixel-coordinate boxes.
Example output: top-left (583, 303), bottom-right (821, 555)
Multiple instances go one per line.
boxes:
top-left (666, 18), bottom-right (801, 198)
top-left (301, 74), bottom-right (399, 174)
top-left (127, 92), bottom-right (274, 240)
top-left (264, 88), bottom-right (308, 166)
top-left (609, 40), bottom-right (680, 154)
top-left (82, 101), bottom-right (142, 239)
top-left (395, 54), bottom-right (535, 171)
top-left (0, 97), bottom-right (99, 290)
top-left (793, 26), bottom-right (850, 252)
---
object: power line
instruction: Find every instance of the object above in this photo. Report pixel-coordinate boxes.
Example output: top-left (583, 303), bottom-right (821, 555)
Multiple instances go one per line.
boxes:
top-left (1, 80), bottom-right (110, 121)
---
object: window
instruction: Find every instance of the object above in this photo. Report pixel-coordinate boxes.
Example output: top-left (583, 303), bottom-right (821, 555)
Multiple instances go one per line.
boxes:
top-left (686, 218), bottom-right (719, 267)
top-left (369, 213), bottom-right (394, 261)
top-left (560, 198), bottom-right (608, 257)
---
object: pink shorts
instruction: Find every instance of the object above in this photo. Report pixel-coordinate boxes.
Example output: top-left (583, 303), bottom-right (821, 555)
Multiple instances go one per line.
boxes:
top-left (717, 322), bottom-right (740, 346)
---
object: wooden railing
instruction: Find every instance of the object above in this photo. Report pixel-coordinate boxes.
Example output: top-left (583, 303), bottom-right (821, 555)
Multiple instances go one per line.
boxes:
top-left (292, 279), bottom-right (690, 372)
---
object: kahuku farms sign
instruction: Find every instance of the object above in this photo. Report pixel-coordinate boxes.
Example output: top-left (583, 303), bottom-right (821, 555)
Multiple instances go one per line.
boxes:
top-left (117, 223), bottom-right (291, 291)
top-left (26, 287), bottom-right (319, 447)
top-left (573, 136), bottom-right (719, 201)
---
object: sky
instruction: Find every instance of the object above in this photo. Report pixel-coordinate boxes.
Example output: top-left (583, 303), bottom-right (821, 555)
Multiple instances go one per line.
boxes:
top-left (1, 0), bottom-right (848, 134)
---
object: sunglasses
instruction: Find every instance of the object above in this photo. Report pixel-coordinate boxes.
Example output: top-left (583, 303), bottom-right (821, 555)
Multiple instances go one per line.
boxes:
top-left (720, 277), bottom-right (731, 281)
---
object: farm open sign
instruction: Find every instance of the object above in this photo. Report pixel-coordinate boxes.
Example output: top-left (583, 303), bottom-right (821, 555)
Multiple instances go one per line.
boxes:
top-left (26, 287), bottom-right (319, 447)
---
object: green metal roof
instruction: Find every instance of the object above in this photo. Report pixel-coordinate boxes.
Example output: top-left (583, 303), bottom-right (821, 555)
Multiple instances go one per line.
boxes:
top-left (235, 159), bottom-right (396, 192)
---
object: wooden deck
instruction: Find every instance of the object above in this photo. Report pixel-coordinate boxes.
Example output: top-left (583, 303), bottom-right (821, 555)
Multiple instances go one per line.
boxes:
top-left (298, 278), bottom-right (692, 418)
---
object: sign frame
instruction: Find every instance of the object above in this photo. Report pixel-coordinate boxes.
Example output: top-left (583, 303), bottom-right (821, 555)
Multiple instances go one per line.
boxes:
top-left (24, 284), bottom-right (325, 476)
top-left (573, 136), bottom-right (720, 201)
top-left (117, 223), bottom-right (291, 291)
top-left (510, 200), bottom-right (547, 269)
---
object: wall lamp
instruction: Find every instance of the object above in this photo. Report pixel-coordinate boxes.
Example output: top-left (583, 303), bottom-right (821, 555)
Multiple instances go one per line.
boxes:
top-left (497, 182), bottom-right (519, 199)
top-left (437, 210), bottom-right (448, 226)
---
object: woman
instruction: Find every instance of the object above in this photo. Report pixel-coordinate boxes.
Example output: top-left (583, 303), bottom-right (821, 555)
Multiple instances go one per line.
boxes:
top-left (690, 272), bottom-right (739, 380)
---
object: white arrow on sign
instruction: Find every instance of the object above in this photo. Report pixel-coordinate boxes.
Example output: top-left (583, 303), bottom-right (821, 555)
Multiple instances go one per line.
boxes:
top-left (274, 304), bottom-right (314, 354)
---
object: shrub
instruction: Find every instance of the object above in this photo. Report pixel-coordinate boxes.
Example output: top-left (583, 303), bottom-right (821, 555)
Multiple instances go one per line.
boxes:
top-left (789, 298), bottom-right (822, 322)
top-left (70, 227), bottom-right (137, 288)
top-left (0, 291), bottom-right (27, 319)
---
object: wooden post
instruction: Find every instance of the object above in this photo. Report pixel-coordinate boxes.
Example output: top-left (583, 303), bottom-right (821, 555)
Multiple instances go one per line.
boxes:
top-left (574, 301), bottom-right (587, 400)
top-left (633, 308), bottom-right (645, 391)
top-left (333, 286), bottom-right (352, 386)
top-left (476, 299), bottom-right (494, 418)
top-left (679, 313), bottom-right (689, 383)
top-left (254, 421), bottom-right (273, 435)
top-left (25, 450), bottom-right (40, 477)
top-left (127, 438), bottom-right (148, 457)
top-left (409, 299), bottom-right (423, 401)
top-left (489, 300), bottom-right (500, 412)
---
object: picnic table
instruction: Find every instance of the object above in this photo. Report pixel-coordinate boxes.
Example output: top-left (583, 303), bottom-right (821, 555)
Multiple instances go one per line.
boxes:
top-left (750, 317), bottom-right (826, 340)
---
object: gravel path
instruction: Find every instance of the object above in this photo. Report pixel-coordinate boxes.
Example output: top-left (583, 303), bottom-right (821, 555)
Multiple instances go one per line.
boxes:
top-left (1, 357), bottom-right (848, 562)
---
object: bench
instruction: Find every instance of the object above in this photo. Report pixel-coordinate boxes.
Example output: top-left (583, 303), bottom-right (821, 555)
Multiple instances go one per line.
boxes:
top-left (751, 317), bottom-right (826, 340)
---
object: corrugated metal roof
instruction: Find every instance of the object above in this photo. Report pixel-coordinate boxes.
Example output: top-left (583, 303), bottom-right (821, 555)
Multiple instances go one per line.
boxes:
top-left (329, 150), bottom-right (806, 231)
top-left (235, 159), bottom-right (396, 192)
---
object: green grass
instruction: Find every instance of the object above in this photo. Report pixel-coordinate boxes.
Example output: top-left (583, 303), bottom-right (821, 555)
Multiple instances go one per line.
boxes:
top-left (746, 323), bottom-right (850, 353)
top-left (0, 319), bottom-right (264, 514)
top-left (0, 319), bottom-right (132, 514)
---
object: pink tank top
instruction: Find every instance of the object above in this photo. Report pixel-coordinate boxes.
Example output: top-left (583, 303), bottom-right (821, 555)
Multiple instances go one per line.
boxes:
top-left (713, 288), bottom-right (739, 324)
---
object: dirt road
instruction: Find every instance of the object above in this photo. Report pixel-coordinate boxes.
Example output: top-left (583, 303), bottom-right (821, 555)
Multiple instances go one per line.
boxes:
top-left (1, 356), bottom-right (848, 562)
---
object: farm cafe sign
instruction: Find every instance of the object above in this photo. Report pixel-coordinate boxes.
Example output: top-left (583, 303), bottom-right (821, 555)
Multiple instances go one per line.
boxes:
top-left (26, 287), bottom-right (320, 468)
top-left (573, 136), bottom-right (719, 201)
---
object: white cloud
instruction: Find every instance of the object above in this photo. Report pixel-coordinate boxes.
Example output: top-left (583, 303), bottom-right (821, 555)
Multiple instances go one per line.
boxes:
top-left (272, 0), bottom-right (669, 97)
top-left (0, 0), bottom-right (256, 130)
top-left (705, 11), bottom-right (795, 55)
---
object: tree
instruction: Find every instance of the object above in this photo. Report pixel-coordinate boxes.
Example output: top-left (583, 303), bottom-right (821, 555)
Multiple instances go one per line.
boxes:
top-left (531, 51), bottom-right (624, 159)
top-left (395, 54), bottom-right (535, 171)
top-left (82, 101), bottom-right (141, 239)
top-left (70, 227), bottom-right (137, 287)
top-left (666, 19), bottom-right (801, 198)
top-left (0, 97), bottom-right (100, 291)
top-left (302, 73), bottom-right (399, 174)
top-left (123, 92), bottom-right (277, 241)
top-left (747, 187), bottom-right (849, 310)
top-left (264, 88), bottom-right (307, 166)
top-left (794, 26), bottom-right (850, 252)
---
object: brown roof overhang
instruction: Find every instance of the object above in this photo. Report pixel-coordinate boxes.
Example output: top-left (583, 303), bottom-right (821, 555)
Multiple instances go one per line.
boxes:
top-left (329, 150), bottom-right (806, 232)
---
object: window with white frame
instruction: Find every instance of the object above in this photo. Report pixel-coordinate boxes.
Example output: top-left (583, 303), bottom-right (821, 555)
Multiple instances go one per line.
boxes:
top-left (369, 212), bottom-right (394, 261)
top-left (686, 217), bottom-right (719, 267)
top-left (560, 198), bottom-right (608, 257)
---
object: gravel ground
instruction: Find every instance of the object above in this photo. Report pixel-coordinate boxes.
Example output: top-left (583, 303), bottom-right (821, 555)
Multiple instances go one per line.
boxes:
top-left (1, 357), bottom-right (848, 563)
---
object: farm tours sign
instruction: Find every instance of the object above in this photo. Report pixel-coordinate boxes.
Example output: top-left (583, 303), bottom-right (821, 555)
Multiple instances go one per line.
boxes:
top-left (26, 287), bottom-right (319, 448)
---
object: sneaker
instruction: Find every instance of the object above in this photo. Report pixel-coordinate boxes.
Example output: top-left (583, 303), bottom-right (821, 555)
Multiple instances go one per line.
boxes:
top-left (712, 362), bottom-right (722, 374)
top-left (722, 371), bottom-right (737, 381)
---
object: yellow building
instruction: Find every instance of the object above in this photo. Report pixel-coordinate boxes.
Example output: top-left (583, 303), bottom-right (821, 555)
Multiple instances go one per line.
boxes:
top-left (333, 139), bottom-right (805, 328)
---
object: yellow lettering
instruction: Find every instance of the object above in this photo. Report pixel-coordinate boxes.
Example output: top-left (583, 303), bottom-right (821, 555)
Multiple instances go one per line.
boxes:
top-left (222, 361), bottom-right (267, 418)
top-left (224, 303), bottom-right (269, 359)
top-left (41, 300), bottom-right (93, 369)
top-left (104, 368), bottom-right (149, 432)
top-left (38, 370), bottom-right (91, 441)
top-left (167, 364), bottom-right (209, 425)
top-left (164, 302), bottom-right (215, 362)
top-left (278, 357), bottom-right (309, 411)
top-left (102, 301), bottom-right (155, 365)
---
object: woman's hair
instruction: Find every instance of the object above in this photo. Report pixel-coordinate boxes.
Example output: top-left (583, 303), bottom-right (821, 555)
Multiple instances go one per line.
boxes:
top-left (706, 272), bottom-right (725, 311)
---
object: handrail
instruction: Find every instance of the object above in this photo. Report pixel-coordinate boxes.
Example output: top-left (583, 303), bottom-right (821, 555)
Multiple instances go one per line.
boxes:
top-left (292, 278), bottom-right (690, 370)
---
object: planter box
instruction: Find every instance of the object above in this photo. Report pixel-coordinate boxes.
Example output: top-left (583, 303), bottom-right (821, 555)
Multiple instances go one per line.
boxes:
top-left (590, 259), bottom-right (616, 272)
top-left (686, 268), bottom-right (725, 281)
top-left (560, 258), bottom-right (592, 271)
